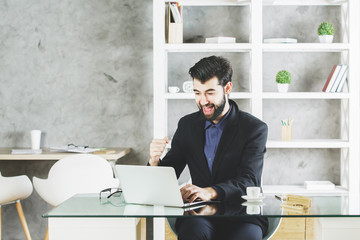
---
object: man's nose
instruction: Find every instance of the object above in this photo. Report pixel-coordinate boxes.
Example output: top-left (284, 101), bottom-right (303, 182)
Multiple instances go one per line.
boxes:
top-left (199, 94), bottom-right (208, 105)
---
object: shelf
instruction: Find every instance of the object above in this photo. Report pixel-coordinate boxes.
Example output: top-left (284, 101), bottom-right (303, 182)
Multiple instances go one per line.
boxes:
top-left (165, 43), bottom-right (252, 52)
top-left (266, 139), bottom-right (349, 148)
top-left (263, 43), bottom-right (349, 52)
top-left (166, 0), bottom-right (251, 6)
top-left (262, 92), bottom-right (350, 99)
top-left (263, 0), bottom-right (347, 6)
top-left (166, 0), bottom-right (347, 6)
top-left (165, 92), bottom-right (252, 99)
top-left (263, 185), bottom-right (348, 195)
top-left (166, 139), bottom-right (349, 149)
top-left (164, 43), bottom-right (349, 52)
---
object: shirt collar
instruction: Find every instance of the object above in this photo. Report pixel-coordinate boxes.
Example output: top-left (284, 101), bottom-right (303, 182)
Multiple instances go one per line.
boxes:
top-left (205, 103), bottom-right (232, 130)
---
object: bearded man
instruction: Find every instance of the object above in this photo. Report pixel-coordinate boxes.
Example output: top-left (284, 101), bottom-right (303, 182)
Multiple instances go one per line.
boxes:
top-left (149, 56), bottom-right (268, 240)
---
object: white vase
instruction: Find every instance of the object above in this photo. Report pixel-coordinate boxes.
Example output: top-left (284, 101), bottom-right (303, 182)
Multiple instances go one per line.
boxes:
top-left (318, 35), bottom-right (333, 43)
top-left (277, 83), bottom-right (289, 93)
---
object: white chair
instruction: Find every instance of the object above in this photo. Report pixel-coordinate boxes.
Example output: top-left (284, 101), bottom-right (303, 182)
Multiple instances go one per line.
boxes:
top-left (0, 172), bottom-right (33, 240)
top-left (33, 154), bottom-right (119, 240)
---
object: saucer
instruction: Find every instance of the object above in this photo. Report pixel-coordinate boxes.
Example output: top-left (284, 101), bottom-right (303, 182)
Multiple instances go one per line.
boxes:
top-left (241, 195), bottom-right (265, 202)
top-left (241, 201), bottom-right (265, 207)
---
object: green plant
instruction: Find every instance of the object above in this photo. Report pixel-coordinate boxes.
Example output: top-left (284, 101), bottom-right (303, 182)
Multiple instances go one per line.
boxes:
top-left (276, 70), bottom-right (292, 84)
top-left (318, 22), bottom-right (335, 36)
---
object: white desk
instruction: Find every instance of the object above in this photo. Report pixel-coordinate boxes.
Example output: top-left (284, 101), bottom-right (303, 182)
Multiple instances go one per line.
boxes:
top-left (0, 147), bottom-right (131, 173)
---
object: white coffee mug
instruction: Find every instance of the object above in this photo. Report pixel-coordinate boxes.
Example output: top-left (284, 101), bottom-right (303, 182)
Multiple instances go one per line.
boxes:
top-left (168, 86), bottom-right (180, 93)
top-left (246, 186), bottom-right (261, 198)
top-left (30, 130), bottom-right (42, 150)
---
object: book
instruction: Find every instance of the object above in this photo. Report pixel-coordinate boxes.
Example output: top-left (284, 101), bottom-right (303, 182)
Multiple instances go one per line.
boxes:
top-left (304, 180), bottom-right (335, 190)
top-left (322, 65), bottom-right (337, 92)
top-left (263, 38), bottom-right (297, 43)
top-left (330, 65), bottom-right (348, 92)
top-left (335, 65), bottom-right (348, 92)
top-left (205, 37), bottom-right (236, 44)
top-left (169, 3), bottom-right (181, 23)
top-left (324, 65), bottom-right (342, 92)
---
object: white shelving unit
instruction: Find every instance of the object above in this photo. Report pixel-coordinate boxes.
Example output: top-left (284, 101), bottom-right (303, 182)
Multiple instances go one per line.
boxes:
top-left (153, 0), bottom-right (360, 195)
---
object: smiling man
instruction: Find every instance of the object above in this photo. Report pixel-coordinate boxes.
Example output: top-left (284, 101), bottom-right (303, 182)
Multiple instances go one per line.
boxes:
top-left (149, 56), bottom-right (268, 240)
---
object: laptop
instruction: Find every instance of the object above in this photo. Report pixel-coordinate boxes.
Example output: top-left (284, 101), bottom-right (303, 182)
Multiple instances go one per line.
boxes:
top-left (115, 165), bottom-right (217, 208)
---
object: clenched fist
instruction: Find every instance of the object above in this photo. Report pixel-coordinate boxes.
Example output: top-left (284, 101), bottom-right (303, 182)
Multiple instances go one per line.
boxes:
top-left (149, 137), bottom-right (169, 166)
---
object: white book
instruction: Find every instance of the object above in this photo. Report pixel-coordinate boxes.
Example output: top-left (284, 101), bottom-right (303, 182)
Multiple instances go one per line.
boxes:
top-left (205, 37), bottom-right (236, 44)
top-left (325, 64), bottom-right (342, 92)
top-left (304, 181), bottom-right (335, 190)
top-left (169, 3), bottom-right (181, 23)
top-left (330, 65), bottom-right (348, 92)
top-left (263, 38), bottom-right (298, 43)
top-left (335, 65), bottom-right (348, 92)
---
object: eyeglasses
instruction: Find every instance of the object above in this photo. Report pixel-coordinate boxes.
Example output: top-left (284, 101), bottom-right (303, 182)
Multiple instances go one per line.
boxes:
top-left (99, 188), bottom-right (122, 199)
top-left (67, 144), bottom-right (89, 151)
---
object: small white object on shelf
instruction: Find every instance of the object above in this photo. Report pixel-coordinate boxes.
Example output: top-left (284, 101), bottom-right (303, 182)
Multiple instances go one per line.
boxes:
top-left (12, 149), bottom-right (43, 154)
top-left (304, 180), bottom-right (335, 190)
top-left (205, 37), bottom-right (236, 44)
top-left (264, 38), bottom-right (298, 43)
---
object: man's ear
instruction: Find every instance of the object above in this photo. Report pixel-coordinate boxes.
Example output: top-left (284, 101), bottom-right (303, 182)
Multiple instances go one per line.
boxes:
top-left (224, 82), bottom-right (232, 95)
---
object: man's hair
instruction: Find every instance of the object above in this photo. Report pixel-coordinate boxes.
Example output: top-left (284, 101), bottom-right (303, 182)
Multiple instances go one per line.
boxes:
top-left (188, 56), bottom-right (233, 87)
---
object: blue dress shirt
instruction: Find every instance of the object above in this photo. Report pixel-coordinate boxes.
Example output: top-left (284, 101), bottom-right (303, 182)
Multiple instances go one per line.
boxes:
top-left (204, 104), bottom-right (232, 174)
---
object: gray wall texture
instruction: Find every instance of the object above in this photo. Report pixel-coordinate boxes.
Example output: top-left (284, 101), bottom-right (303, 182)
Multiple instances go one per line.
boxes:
top-left (0, 1), bottom-right (347, 239)
top-left (1, 0), bottom-right (152, 239)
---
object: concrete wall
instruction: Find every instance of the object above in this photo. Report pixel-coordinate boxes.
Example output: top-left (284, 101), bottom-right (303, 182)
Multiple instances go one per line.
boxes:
top-left (0, 1), bottom-right (347, 239)
top-left (0, 0), bottom-right (152, 239)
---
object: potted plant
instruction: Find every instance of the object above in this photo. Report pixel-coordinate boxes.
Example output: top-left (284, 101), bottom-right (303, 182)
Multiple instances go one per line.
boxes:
top-left (276, 70), bottom-right (292, 93)
top-left (318, 22), bottom-right (334, 43)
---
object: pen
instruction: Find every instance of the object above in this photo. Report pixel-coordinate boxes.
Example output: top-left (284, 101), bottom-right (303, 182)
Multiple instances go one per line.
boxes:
top-left (274, 194), bottom-right (283, 201)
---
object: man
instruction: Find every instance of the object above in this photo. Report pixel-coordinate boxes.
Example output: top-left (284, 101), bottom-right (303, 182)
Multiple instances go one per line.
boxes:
top-left (149, 56), bottom-right (268, 240)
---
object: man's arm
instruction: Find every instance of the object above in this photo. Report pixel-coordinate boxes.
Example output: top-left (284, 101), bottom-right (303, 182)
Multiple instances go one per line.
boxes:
top-left (148, 118), bottom-right (187, 178)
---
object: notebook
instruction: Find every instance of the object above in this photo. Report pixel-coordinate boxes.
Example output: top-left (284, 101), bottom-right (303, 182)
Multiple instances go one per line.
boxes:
top-left (115, 165), bottom-right (217, 208)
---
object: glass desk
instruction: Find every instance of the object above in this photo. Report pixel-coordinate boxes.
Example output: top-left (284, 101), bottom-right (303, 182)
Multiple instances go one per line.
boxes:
top-left (44, 193), bottom-right (360, 240)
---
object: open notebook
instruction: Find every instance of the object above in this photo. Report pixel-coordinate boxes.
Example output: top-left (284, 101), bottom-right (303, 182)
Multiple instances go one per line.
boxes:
top-left (115, 165), bottom-right (218, 208)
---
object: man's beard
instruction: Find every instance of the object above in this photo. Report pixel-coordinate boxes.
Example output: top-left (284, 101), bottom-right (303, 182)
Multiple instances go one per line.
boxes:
top-left (198, 93), bottom-right (226, 122)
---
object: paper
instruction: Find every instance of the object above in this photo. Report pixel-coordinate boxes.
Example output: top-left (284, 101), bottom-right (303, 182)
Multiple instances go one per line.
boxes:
top-left (50, 146), bottom-right (100, 153)
top-left (12, 149), bottom-right (43, 154)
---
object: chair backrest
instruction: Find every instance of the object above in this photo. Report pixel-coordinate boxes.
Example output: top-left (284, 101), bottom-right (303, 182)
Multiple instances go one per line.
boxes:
top-left (0, 172), bottom-right (33, 205)
top-left (33, 154), bottom-right (118, 206)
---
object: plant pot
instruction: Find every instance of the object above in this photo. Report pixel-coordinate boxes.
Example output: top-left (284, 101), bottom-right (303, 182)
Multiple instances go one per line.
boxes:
top-left (319, 35), bottom-right (333, 43)
top-left (277, 83), bottom-right (289, 93)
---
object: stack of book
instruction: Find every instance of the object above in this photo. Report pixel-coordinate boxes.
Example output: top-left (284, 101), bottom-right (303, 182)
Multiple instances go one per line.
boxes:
top-left (322, 64), bottom-right (349, 92)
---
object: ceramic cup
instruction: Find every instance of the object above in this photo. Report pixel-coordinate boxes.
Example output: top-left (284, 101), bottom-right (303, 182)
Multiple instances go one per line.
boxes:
top-left (246, 205), bottom-right (261, 215)
top-left (246, 186), bottom-right (261, 198)
top-left (30, 130), bottom-right (41, 150)
top-left (168, 86), bottom-right (180, 93)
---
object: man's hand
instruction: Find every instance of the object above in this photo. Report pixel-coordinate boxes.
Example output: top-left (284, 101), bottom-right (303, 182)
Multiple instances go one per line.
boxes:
top-left (188, 205), bottom-right (218, 216)
top-left (149, 137), bottom-right (169, 166)
top-left (180, 184), bottom-right (218, 203)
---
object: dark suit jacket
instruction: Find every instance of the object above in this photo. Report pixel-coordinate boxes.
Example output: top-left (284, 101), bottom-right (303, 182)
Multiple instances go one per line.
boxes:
top-left (159, 99), bottom-right (269, 235)
top-left (159, 99), bottom-right (268, 202)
